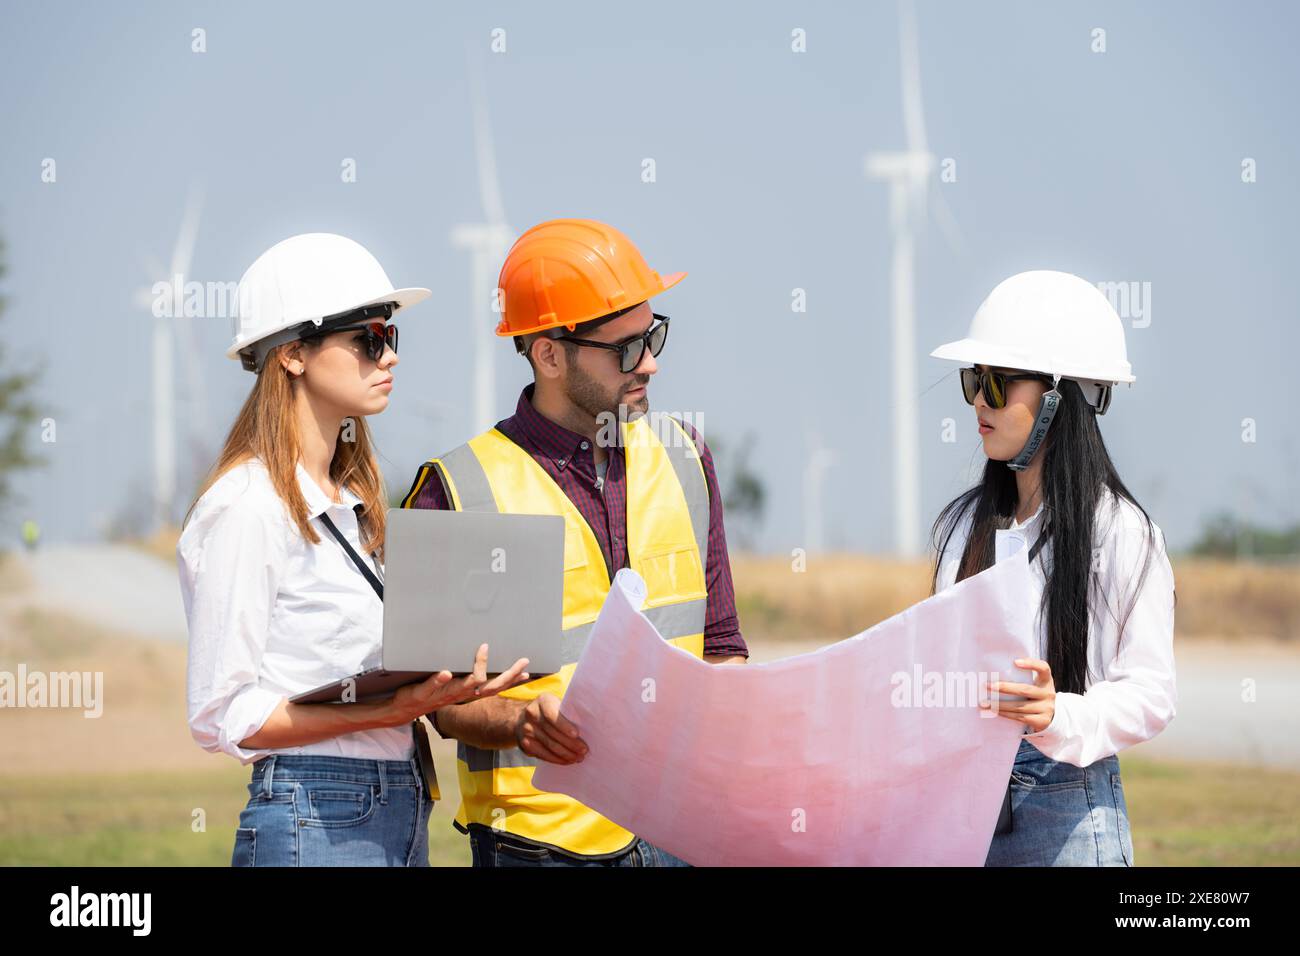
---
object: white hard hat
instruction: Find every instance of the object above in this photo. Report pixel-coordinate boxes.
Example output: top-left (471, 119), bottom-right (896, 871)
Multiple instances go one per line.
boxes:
top-left (930, 270), bottom-right (1135, 390)
top-left (229, 233), bottom-right (431, 372)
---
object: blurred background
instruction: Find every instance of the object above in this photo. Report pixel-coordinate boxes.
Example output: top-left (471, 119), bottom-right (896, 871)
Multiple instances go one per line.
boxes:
top-left (0, 0), bottom-right (1296, 865)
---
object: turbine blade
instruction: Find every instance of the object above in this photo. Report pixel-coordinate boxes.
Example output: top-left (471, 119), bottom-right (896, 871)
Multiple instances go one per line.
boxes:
top-left (467, 49), bottom-right (507, 227)
top-left (169, 186), bottom-right (203, 278)
top-left (899, 0), bottom-right (929, 155)
top-left (137, 252), bottom-right (167, 307)
top-left (931, 187), bottom-right (967, 258)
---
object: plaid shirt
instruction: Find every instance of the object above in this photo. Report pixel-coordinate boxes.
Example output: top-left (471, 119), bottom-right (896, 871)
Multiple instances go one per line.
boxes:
top-left (404, 384), bottom-right (747, 658)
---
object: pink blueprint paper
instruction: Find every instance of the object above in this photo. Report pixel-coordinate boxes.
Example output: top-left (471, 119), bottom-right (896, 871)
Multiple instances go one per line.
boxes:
top-left (532, 547), bottom-right (1037, 866)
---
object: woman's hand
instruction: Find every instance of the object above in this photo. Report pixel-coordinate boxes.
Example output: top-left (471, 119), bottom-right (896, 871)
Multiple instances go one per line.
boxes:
top-left (381, 644), bottom-right (530, 726)
top-left (982, 657), bottom-right (1056, 732)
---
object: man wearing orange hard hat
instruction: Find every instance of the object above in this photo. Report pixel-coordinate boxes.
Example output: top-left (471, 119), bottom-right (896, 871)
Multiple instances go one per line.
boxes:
top-left (401, 218), bottom-right (748, 867)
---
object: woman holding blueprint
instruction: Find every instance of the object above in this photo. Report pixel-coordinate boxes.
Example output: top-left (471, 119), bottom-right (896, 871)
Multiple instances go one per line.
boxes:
top-left (928, 270), bottom-right (1177, 866)
top-left (179, 234), bottom-right (528, 866)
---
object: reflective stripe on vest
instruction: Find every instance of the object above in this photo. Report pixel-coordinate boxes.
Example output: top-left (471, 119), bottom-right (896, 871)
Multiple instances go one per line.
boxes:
top-left (409, 411), bottom-right (709, 857)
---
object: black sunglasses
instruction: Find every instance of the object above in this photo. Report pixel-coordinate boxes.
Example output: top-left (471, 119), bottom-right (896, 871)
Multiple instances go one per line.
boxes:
top-left (556, 314), bottom-right (670, 374)
top-left (960, 366), bottom-right (1052, 409)
top-left (303, 320), bottom-right (398, 362)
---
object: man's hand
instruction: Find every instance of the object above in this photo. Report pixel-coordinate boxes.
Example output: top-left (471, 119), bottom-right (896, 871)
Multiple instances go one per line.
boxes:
top-left (515, 692), bottom-right (588, 764)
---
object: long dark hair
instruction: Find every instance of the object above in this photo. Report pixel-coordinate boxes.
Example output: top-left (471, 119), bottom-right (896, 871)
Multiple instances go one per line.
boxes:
top-left (930, 379), bottom-right (1156, 695)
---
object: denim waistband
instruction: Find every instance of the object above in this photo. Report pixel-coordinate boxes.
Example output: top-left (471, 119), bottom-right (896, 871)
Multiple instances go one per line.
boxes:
top-left (1013, 737), bottom-right (1119, 768)
top-left (250, 754), bottom-right (419, 794)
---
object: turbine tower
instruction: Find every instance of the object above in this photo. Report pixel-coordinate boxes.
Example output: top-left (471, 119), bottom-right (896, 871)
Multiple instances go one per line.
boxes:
top-left (452, 57), bottom-right (513, 435)
top-left (138, 189), bottom-right (205, 529)
top-left (802, 430), bottom-right (837, 555)
top-left (866, 0), bottom-right (933, 558)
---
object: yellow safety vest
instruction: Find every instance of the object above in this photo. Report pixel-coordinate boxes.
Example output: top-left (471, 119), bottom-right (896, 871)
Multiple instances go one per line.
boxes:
top-left (402, 411), bottom-right (710, 858)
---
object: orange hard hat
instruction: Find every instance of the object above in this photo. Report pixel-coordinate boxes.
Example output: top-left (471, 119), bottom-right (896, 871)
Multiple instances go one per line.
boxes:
top-left (495, 218), bottom-right (685, 338)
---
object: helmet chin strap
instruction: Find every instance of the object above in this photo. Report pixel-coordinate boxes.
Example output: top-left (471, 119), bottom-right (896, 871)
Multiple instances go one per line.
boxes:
top-left (1007, 375), bottom-right (1061, 472)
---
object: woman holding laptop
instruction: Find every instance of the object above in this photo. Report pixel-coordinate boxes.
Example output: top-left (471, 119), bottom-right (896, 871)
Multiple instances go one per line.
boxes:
top-left (178, 233), bottom-right (528, 867)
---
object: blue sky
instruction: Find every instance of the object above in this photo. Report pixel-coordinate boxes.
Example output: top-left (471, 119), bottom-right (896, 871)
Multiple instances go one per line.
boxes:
top-left (1, 0), bottom-right (1296, 553)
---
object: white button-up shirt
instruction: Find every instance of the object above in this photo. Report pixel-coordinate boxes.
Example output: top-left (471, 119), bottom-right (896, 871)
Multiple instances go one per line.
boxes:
top-left (935, 489), bottom-right (1177, 767)
top-left (179, 458), bottom-right (413, 764)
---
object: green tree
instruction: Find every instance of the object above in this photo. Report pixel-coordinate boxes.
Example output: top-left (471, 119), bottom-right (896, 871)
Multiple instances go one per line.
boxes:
top-left (0, 232), bottom-right (46, 524)
top-left (1190, 511), bottom-right (1300, 561)
top-left (708, 431), bottom-right (765, 551)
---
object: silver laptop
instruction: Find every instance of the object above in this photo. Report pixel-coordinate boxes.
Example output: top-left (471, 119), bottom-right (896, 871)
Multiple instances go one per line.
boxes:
top-left (291, 509), bottom-right (565, 704)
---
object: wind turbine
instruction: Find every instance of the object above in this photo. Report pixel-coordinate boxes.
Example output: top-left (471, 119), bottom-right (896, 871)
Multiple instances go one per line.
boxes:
top-left (136, 188), bottom-right (206, 529)
top-left (865, 0), bottom-right (960, 557)
top-left (451, 56), bottom-right (514, 435)
top-left (802, 430), bottom-right (838, 555)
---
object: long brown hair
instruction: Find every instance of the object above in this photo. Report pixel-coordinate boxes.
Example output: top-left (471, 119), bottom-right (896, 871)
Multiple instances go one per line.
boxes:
top-left (184, 342), bottom-right (388, 559)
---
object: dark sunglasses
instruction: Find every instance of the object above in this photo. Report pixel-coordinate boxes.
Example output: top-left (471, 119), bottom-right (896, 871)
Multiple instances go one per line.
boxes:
top-left (304, 320), bottom-right (398, 362)
top-left (556, 314), bottom-right (670, 374)
top-left (960, 366), bottom-right (1052, 409)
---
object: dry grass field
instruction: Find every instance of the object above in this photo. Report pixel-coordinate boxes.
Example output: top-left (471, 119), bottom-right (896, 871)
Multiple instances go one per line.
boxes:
top-left (730, 553), bottom-right (1300, 647)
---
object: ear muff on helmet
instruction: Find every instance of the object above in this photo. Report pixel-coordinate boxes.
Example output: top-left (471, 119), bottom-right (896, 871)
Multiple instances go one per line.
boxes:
top-left (1091, 383), bottom-right (1113, 415)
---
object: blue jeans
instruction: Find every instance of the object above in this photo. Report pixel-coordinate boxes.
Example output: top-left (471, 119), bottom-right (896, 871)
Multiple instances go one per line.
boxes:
top-left (231, 754), bottom-right (433, 867)
top-left (985, 738), bottom-right (1134, 866)
top-left (468, 826), bottom-right (691, 867)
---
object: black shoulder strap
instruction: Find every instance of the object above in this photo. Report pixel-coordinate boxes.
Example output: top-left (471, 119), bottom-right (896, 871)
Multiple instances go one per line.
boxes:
top-left (318, 511), bottom-right (384, 601)
top-left (1028, 533), bottom-right (1046, 563)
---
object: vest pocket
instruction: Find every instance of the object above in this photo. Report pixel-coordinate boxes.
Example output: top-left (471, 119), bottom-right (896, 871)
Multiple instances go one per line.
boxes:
top-left (490, 761), bottom-right (543, 796)
top-left (634, 545), bottom-right (704, 598)
top-left (561, 516), bottom-right (590, 571)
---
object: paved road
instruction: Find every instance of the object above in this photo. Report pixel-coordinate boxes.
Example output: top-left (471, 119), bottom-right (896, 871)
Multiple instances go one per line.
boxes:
top-left (13, 544), bottom-right (188, 642)
top-left (750, 637), bottom-right (1300, 771)
top-left (1133, 640), bottom-right (1300, 771)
